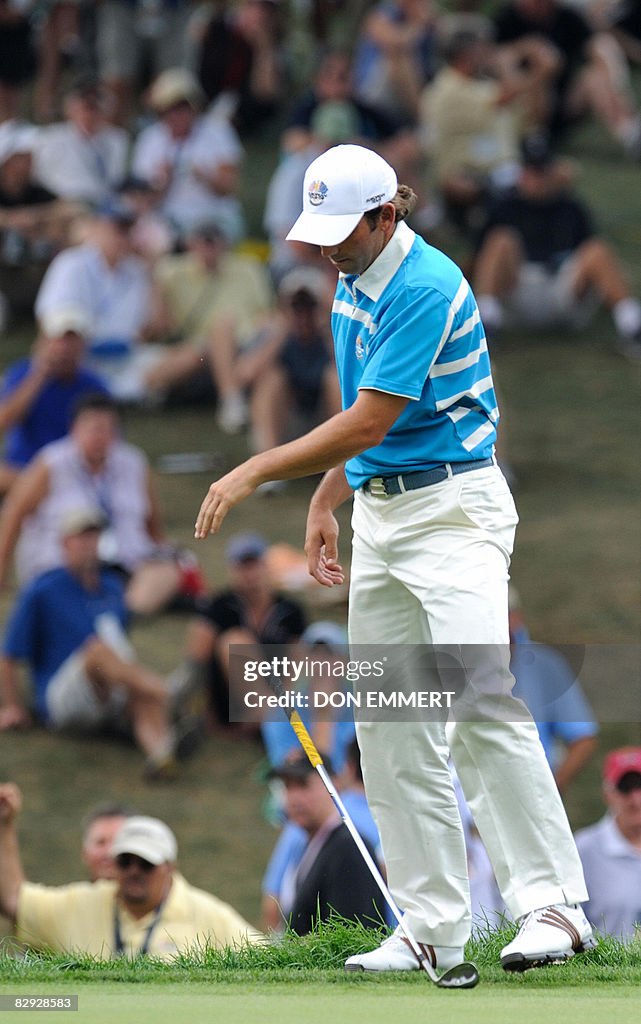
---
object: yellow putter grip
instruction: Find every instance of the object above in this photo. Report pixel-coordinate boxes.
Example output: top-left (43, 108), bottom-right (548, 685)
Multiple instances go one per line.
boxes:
top-left (290, 712), bottom-right (323, 767)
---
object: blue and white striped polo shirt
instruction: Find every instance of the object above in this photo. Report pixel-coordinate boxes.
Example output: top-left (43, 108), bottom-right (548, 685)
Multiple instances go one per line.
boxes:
top-left (331, 222), bottom-right (498, 490)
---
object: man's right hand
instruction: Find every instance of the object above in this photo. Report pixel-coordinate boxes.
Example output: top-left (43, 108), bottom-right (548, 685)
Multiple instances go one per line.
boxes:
top-left (305, 505), bottom-right (345, 588)
top-left (0, 783), bottom-right (22, 825)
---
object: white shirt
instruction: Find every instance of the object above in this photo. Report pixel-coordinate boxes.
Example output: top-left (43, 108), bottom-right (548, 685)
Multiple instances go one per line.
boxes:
top-left (575, 813), bottom-right (641, 939)
top-left (35, 244), bottom-right (151, 344)
top-left (33, 123), bottom-right (129, 204)
top-left (131, 114), bottom-right (244, 238)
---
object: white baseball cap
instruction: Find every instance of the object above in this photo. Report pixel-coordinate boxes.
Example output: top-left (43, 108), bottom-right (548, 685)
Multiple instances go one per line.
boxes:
top-left (41, 306), bottom-right (92, 338)
top-left (286, 145), bottom-right (398, 247)
top-left (112, 816), bottom-right (177, 865)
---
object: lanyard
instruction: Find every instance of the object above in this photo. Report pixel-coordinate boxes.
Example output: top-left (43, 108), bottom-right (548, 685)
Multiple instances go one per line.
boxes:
top-left (113, 897), bottom-right (166, 958)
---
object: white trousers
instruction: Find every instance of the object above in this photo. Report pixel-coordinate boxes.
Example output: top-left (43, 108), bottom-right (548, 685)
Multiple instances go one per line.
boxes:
top-left (349, 465), bottom-right (588, 947)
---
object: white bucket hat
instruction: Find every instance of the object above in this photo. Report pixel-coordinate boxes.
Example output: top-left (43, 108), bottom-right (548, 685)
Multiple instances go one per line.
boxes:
top-left (286, 144), bottom-right (398, 247)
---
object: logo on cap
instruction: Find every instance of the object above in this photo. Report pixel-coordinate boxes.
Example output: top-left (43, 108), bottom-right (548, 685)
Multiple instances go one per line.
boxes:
top-left (308, 180), bottom-right (329, 206)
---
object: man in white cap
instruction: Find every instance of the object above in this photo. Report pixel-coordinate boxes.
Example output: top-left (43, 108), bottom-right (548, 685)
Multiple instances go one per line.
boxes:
top-left (0, 307), bottom-right (109, 497)
top-left (0, 792), bottom-right (260, 958)
top-left (193, 143), bottom-right (594, 977)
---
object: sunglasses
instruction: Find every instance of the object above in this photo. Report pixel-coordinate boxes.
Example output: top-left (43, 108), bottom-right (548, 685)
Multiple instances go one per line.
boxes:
top-left (115, 853), bottom-right (157, 872)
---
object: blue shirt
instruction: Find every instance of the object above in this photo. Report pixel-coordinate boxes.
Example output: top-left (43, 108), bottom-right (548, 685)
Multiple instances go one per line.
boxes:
top-left (2, 567), bottom-right (128, 721)
top-left (511, 630), bottom-right (598, 766)
top-left (0, 360), bottom-right (110, 468)
top-left (331, 222), bottom-right (498, 489)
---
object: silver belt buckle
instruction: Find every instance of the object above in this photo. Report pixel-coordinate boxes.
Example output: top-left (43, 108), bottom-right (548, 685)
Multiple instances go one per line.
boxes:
top-left (368, 477), bottom-right (388, 498)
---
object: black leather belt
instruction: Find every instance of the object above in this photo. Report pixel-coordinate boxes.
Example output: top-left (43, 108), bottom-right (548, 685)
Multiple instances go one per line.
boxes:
top-left (363, 457), bottom-right (494, 497)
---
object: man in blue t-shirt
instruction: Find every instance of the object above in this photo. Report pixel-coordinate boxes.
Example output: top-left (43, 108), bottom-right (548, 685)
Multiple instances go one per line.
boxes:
top-left (0, 507), bottom-right (179, 782)
top-left (193, 144), bottom-right (594, 977)
top-left (0, 307), bottom-right (109, 496)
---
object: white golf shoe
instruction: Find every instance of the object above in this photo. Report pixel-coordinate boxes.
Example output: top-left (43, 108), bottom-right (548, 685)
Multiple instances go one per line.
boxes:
top-left (345, 931), bottom-right (464, 973)
top-left (501, 903), bottom-right (596, 972)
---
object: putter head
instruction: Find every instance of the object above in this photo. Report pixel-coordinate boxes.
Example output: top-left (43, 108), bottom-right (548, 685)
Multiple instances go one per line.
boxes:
top-left (435, 961), bottom-right (480, 989)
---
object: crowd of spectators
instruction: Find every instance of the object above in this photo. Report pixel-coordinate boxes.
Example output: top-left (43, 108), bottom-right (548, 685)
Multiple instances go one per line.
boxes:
top-left (0, 0), bottom-right (639, 950)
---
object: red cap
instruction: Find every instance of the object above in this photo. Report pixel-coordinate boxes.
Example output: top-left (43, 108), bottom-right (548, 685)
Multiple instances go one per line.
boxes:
top-left (603, 747), bottom-right (641, 787)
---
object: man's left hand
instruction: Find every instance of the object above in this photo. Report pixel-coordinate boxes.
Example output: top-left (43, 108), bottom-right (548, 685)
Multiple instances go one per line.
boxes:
top-left (195, 461), bottom-right (262, 538)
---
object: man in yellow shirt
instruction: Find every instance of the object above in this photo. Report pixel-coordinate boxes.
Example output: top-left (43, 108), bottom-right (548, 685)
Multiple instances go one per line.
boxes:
top-left (0, 784), bottom-right (260, 958)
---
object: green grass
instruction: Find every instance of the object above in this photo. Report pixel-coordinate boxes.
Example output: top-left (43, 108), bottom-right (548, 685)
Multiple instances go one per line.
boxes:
top-left (1, 923), bottom-right (641, 1024)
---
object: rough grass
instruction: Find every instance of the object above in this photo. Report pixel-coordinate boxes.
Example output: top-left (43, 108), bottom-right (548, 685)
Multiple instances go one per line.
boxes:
top-left (0, 918), bottom-right (640, 988)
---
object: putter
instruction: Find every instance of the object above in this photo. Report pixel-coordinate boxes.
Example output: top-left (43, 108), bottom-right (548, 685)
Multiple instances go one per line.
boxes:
top-left (269, 682), bottom-right (479, 989)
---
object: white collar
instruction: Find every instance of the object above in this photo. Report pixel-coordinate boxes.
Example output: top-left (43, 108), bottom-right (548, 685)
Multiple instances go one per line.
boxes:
top-left (341, 221), bottom-right (416, 302)
top-left (599, 813), bottom-right (641, 859)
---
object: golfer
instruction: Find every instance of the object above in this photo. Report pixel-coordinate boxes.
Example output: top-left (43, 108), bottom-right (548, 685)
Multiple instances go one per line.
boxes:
top-left (195, 145), bottom-right (594, 974)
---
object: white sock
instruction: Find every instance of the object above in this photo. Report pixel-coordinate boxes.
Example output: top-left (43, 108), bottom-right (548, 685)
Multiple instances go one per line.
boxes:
top-left (613, 298), bottom-right (641, 338)
top-left (477, 295), bottom-right (504, 332)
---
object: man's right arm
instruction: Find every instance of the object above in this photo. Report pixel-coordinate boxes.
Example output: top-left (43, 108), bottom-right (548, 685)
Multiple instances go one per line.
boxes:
top-left (0, 783), bottom-right (25, 923)
top-left (305, 465), bottom-right (353, 588)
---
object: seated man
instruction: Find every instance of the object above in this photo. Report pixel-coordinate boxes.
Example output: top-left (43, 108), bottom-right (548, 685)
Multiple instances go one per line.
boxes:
top-left (262, 736), bottom-right (385, 933)
top-left (0, 508), bottom-right (194, 781)
top-left (0, 394), bottom-right (205, 617)
top-left (0, 307), bottom-right (109, 498)
top-left (147, 220), bottom-right (273, 425)
top-left (131, 68), bottom-right (245, 243)
top-left (473, 133), bottom-right (641, 359)
top-left (249, 268), bottom-right (341, 462)
top-left (32, 75), bottom-right (128, 207)
top-left (173, 532), bottom-right (306, 730)
top-left (34, 199), bottom-right (157, 403)
top-left (575, 747), bottom-right (641, 940)
top-left (0, 794), bottom-right (261, 957)
top-left (268, 753), bottom-right (383, 936)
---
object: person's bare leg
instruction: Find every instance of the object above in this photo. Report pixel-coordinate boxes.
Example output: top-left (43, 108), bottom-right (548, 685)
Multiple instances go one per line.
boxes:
top-left (571, 237), bottom-right (632, 306)
top-left (82, 638), bottom-right (173, 760)
top-left (250, 365), bottom-right (290, 451)
top-left (218, 627), bottom-right (269, 732)
top-left (568, 36), bottom-right (641, 150)
top-left (474, 228), bottom-right (524, 298)
top-left (320, 365), bottom-right (342, 418)
top-left (144, 344), bottom-right (203, 396)
top-left (125, 560), bottom-right (181, 616)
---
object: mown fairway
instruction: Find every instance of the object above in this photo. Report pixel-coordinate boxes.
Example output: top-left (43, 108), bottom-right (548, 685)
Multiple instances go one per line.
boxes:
top-left (1, 980), bottom-right (640, 1024)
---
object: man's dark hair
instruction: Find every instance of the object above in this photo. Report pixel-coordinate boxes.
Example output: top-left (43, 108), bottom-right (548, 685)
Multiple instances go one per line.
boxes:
top-left (71, 393), bottom-right (119, 422)
top-left (363, 184), bottom-right (418, 230)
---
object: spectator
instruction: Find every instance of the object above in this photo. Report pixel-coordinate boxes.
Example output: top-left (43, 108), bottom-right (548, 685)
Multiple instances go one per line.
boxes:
top-left (493, 0), bottom-right (641, 153)
top-left (0, 508), bottom-right (193, 781)
top-left (261, 737), bottom-right (384, 932)
top-left (147, 220), bottom-right (273, 421)
top-left (96, 1), bottom-right (196, 126)
top-left (0, 123), bottom-right (82, 325)
top-left (267, 753), bottom-right (383, 935)
top-left (35, 198), bottom-right (158, 403)
top-left (0, 796), bottom-right (261, 955)
top-left (352, 0), bottom-right (438, 125)
top-left (0, 307), bottom-right (109, 498)
top-left (420, 29), bottom-right (557, 232)
top-left (32, 76), bottom-right (129, 207)
top-left (131, 67), bottom-right (245, 242)
top-left (197, 0), bottom-right (285, 136)
top-left (473, 133), bottom-right (641, 359)
top-left (0, 394), bottom-right (205, 617)
top-left (80, 803), bottom-right (135, 881)
top-left (31, 0), bottom-right (86, 125)
top-left (171, 532), bottom-right (306, 730)
top-left (575, 747), bottom-right (641, 939)
top-left (249, 268), bottom-right (340, 465)
top-left (509, 590), bottom-right (599, 793)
